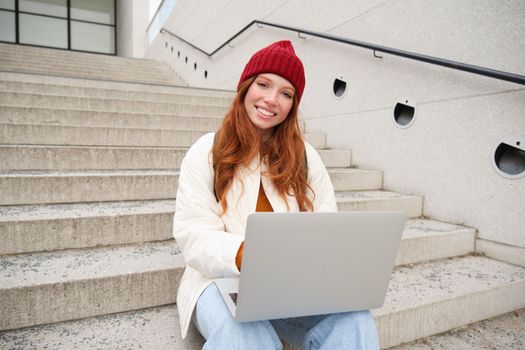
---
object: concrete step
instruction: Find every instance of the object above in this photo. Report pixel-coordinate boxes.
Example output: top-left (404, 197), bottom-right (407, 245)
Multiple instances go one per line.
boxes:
top-left (0, 51), bottom-right (175, 72)
top-left (0, 71), bottom-right (235, 98)
top-left (329, 168), bottom-right (382, 191)
top-left (0, 53), bottom-right (183, 77)
top-left (0, 240), bottom-right (184, 331)
top-left (336, 190), bottom-right (423, 218)
top-left (0, 65), bottom-right (182, 85)
top-left (0, 168), bottom-right (374, 205)
top-left (0, 193), bottom-right (474, 259)
top-left (0, 304), bottom-right (204, 350)
top-left (0, 145), bottom-right (190, 170)
top-left (389, 308), bottom-right (525, 350)
top-left (0, 62), bottom-right (183, 85)
top-left (0, 81), bottom-right (233, 105)
top-left (317, 149), bottom-right (352, 168)
top-left (0, 43), bottom-right (173, 68)
top-left (0, 123), bottom-right (324, 148)
top-left (0, 107), bottom-right (223, 130)
top-left (395, 218), bottom-right (474, 266)
top-left (0, 145), bottom-right (350, 171)
top-left (0, 170), bottom-right (180, 205)
top-left (0, 54), bottom-right (170, 70)
top-left (0, 57), bottom-right (177, 78)
top-left (0, 123), bottom-right (208, 147)
top-left (305, 133), bottom-right (325, 149)
top-left (0, 54), bottom-right (176, 73)
top-left (1, 256), bottom-right (522, 349)
top-left (0, 54), bottom-right (175, 70)
top-left (373, 256), bottom-right (525, 348)
top-left (0, 200), bottom-right (176, 255)
top-left (0, 91), bottom-right (230, 114)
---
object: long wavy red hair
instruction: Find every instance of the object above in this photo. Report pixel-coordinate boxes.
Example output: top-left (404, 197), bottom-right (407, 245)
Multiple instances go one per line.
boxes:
top-left (212, 77), bottom-right (314, 214)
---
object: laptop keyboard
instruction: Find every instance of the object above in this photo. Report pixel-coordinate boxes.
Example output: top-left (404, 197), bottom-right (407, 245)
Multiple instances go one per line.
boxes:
top-left (229, 293), bottom-right (238, 305)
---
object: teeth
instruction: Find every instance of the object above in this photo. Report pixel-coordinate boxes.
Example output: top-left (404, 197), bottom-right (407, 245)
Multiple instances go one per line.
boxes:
top-left (257, 107), bottom-right (275, 117)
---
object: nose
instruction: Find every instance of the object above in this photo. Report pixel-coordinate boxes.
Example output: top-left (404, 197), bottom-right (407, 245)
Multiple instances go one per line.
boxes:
top-left (263, 89), bottom-right (278, 105)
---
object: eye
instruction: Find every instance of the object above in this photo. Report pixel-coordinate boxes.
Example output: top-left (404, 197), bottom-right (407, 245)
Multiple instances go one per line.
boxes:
top-left (282, 91), bottom-right (293, 99)
top-left (256, 81), bottom-right (269, 88)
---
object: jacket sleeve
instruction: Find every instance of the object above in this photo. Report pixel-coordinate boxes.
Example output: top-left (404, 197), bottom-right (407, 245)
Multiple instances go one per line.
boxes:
top-left (305, 142), bottom-right (338, 212)
top-left (173, 133), bottom-right (243, 278)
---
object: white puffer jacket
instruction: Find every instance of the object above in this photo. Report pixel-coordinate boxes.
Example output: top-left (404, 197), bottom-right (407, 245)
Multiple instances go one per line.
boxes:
top-left (173, 132), bottom-right (337, 337)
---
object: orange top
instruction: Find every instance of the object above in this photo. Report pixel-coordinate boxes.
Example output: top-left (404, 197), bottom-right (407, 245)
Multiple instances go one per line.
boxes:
top-left (236, 181), bottom-right (273, 271)
top-left (256, 180), bottom-right (274, 212)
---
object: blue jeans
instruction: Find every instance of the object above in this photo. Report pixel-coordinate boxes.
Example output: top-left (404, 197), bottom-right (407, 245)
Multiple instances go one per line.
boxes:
top-left (194, 284), bottom-right (379, 350)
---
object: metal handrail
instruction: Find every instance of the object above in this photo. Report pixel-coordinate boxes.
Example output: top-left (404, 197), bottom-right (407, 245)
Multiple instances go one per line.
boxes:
top-left (160, 20), bottom-right (525, 86)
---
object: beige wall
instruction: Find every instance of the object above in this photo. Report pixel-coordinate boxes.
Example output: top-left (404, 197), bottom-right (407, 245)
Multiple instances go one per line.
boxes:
top-left (146, 0), bottom-right (525, 249)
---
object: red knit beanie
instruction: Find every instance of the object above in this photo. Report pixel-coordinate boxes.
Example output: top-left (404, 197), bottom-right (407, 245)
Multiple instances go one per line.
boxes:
top-left (238, 40), bottom-right (305, 102)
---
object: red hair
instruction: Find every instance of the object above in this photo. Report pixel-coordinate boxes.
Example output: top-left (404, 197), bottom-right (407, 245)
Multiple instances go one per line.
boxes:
top-left (212, 77), bottom-right (314, 213)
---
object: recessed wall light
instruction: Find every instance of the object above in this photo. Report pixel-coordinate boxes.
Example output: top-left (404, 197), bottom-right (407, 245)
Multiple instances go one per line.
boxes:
top-left (393, 98), bottom-right (416, 128)
top-left (333, 77), bottom-right (347, 98)
top-left (492, 135), bottom-right (525, 179)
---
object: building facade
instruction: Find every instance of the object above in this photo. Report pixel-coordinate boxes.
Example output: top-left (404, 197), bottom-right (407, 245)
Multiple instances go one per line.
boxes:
top-left (0, 0), bottom-right (116, 54)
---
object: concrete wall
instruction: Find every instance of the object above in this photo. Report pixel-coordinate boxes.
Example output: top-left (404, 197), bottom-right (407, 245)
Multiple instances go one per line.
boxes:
top-left (117, 0), bottom-right (149, 58)
top-left (146, 0), bottom-right (525, 250)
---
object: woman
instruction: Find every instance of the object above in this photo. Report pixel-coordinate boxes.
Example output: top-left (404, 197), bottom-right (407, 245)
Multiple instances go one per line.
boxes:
top-left (174, 40), bottom-right (379, 349)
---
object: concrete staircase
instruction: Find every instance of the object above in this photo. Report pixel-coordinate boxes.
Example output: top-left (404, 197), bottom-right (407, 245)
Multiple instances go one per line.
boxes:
top-left (1, 44), bottom-right (524, 349)
top-left (0, 43), bottom-right (186, 85)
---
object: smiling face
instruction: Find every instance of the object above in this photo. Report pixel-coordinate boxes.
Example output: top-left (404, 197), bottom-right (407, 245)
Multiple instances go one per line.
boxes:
top-left (243, 73), bottom-right (295, 141)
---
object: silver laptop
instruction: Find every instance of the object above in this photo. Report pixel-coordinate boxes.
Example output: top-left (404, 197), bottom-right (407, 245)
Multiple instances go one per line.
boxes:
top-left (215, 211), bottom-right (406, 322)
